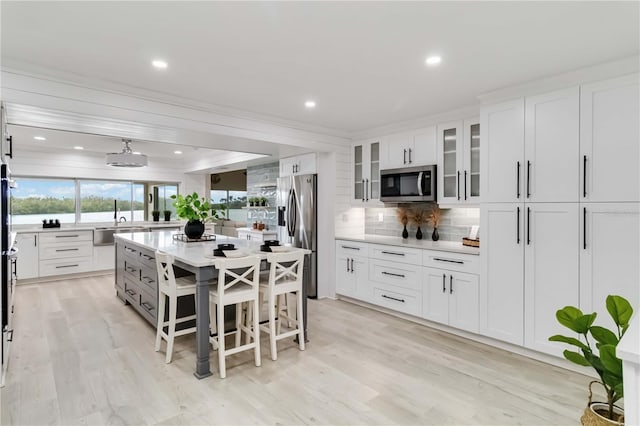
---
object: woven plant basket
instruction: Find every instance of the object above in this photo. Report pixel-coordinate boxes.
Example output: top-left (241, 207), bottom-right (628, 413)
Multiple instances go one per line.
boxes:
top-left (580, 381), bottom-right (624, 426)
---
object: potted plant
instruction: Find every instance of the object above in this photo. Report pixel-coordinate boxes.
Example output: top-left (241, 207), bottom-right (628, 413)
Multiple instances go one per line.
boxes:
top-left (248, 197), bottom-right (256, 207)
top-left (409, 207), bottom-right (426, 240)
top-left (549, 295), bottom-right (633, 425)
top-left (259, 197), bottom-right (268, 207)
top-left (163, 210), bottom-right (171, 221)
top-left (152, 210), bottom-right (160, 222)
top-left (171, 192), bottom-right (220, 239)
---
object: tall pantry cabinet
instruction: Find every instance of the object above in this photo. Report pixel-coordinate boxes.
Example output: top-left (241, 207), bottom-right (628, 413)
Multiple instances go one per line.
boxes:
top-left (480, 74), bottom-right (639, 358)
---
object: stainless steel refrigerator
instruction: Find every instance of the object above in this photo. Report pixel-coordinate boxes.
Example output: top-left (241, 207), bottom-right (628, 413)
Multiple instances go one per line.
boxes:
top-left (277, 174), bottom-right (317, 298)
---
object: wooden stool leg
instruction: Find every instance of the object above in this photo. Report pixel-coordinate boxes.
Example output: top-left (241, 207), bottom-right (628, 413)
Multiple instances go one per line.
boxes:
top-left (155, 292), bottom-right (166, 352)
top-left (252, 300), bottom-right (261, 366)
top-left (297, 290), bottom-right (305, 351)
top-left (165, 295), bottom-right (177, 363)
top-left (268, 292), bottom-right (277, 361)
top-left (217, 301), bottom-right (227, 378)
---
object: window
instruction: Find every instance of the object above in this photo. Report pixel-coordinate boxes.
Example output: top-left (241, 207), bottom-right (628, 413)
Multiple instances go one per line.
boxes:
top-left (152, 184), bottom-right (178, 219)
top-left (80, 180), bottom-right (139, 223)
top-left (211, 190), bottom-right (247, 222)
top-left (11, 178), bottom-right (76, 224)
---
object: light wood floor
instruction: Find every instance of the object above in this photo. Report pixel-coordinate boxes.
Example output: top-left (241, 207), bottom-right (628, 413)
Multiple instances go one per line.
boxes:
top-left (2, 274), bottom-right (592, 425)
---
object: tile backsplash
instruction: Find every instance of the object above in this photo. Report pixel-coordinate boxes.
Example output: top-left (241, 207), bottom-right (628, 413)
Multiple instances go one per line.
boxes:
top-left (365, 204), bottom-right (480, 242)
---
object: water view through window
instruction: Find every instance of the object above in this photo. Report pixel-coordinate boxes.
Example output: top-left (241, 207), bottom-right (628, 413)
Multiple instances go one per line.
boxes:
top-left (11, 178), bottom-right (76, 224)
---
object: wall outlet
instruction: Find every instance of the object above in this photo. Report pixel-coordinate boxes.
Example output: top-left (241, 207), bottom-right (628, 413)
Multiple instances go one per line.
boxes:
top-left (378, 213), bottom-right (384, 222)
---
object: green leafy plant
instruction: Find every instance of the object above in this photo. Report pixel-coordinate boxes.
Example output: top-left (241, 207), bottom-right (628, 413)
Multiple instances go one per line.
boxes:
top-left (170, 192), bottom-right (219, 223)
top-left (549, 295), bottom-right (633, 421)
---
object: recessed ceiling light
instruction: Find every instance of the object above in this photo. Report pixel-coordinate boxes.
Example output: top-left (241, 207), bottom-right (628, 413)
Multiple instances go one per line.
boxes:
top-left (73, 146), bottom-right (84, 150)
top-left (174, 150), bottom-right (183, 155)
top-left (425, 56), bottom-right (442, 66)
top-left (33, 136), bottom-right (46, 141)
top-left (152, 59), bottom-right (168, 69)
top-left (305, 100), bottom-right (316, 109)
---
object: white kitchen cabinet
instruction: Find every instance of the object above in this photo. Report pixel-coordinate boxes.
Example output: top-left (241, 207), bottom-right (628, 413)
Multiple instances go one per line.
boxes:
top-left (524, 87), bottom-right (579, 202)
top-left (38, 230), bottom-right (93, 277)
top-left (580, 203), bottom-right (640, 331)
top-left (423, 268), bottom-right (479, 333)
top-left (93, 245), bottom-right (115, 271)
top-left (15, 233), bottom-right (39, 280)
top-left (437, 119), bottom-right (481, 205)
top-left (524, 203), bottom-right (579, 357)
top-left (335, 241), bottom-right (370, 301)
top-left (280, 153), bottom-right (317, 177)
top-left (480, 203), bottom-right (524, 345)
top-left (580, 74), bottom-right (640, 202)
top-left (382, 126), bottom-right (437, 169)
top-left (237, 229), bottom-right (278, 242)
top-left (480, 99), bottom-right (525, 203)
top-left (352, 139), bottom-right (381, 205)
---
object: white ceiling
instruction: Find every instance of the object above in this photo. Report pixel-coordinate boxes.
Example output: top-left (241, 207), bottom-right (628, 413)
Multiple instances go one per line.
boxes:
top-left (2, 2), bottom-right (638, 133)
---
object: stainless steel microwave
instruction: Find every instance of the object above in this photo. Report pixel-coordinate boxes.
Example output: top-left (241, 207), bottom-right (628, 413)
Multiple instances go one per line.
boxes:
top-left (380, 165), bottom-right (436, 202)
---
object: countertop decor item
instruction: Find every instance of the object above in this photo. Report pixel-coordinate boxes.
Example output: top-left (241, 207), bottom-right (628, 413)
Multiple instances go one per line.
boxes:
top-left (163, 210), bottom-right (171, 221)
top-left (171, 192), bottom-right (220, 239)
top-left (549, 295), bottom-right (633, 425)
top-left (428, 205), bottom-right (442, 241)
top-left (396, 207), bottom-right (409, 239)
top-left (409, 207), bottom-right (426, 240)
top-left (152, 210), bottom-right (160, 222)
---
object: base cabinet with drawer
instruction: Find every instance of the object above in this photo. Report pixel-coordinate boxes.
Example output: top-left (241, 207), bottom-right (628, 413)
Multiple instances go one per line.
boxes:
top-left (422, 268), bottom-right (479, 333)
top-left (38, 231), bottom-right (93, 277)
top-left (335, 241), bottom-right (370, 301)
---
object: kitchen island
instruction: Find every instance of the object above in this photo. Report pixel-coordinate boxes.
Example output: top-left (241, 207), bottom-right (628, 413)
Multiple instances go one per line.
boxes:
top-left (114, 230), bottom-right (310, 379)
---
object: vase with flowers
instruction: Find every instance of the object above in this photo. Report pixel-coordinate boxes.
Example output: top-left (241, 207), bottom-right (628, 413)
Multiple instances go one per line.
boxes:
top-left (396, 207), bottom-right (409, 239)
top-left (410, 207), bottom-right (426, 240)
top-left (428, 205), bottom-right (442, 241)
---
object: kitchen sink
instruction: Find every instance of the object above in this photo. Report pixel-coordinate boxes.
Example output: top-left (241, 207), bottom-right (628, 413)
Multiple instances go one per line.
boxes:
top-left (93, 226), bottom-right (151, 246)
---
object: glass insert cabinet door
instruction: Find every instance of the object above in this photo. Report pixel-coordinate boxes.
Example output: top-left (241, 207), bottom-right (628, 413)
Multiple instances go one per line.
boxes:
top-left (469, 123), bottom-right (480, 198)
top-left (442, 127), bottom-right (459, 199)
top-left (352, 141), bottom-right (380, 203)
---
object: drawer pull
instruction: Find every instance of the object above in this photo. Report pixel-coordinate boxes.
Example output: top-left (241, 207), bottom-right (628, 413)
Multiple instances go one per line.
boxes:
top-left (125, 289), bottom-right (137, 296)
top-left (450, 274), bottom-right (454, 294)
top-left (381, 294), bottom-right (405, 303)
top-left (442, 273), bottom-right (446, 293)
top-left (433, 257), bottom-right (464, 265)
top-left (381, 271), bottom-right (405, 278)
top-left (55, 235), bottom-right (79, 238)
top-left (55, 264), bottom-right (79, 269)
top-left (341, 245), bottom-right (360, 250)
top-left (141, 302), bottom-right (154, 312)
top-left (125, 247), bottom-right (136, 253)
top-left (125, 266), bottom-right (137, 273)
top-left (142, 276), bottom-right (155, 284)
top-left (55, 248), bottom-right (79, 252)
top-left (140, 254), bottom-right (154, 260)
top-left (381, 251), bottom-right (405, 256)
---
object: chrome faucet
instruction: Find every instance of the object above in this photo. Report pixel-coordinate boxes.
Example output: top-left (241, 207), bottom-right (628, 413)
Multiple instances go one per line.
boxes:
top-left (119, 216), bottom-right (127, 222)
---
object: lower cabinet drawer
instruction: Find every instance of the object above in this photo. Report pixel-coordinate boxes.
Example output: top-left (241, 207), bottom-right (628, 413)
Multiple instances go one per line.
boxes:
top-left (39, 257), bottom-right (92, 277)
top-left (139, 265), bottom-right (158, 293)
top-left (139, 287), bottom-right (158, 324)
top-left (372, 285), bottom-right (422, 317)
top-left (123, 277), bottom-right (140, 305)
top-left (369, 259), bottom-right (422, 291)
top-left (39, 240), bottom-right (93, 260)
top-left (138, 248), bottom-right (156, 270)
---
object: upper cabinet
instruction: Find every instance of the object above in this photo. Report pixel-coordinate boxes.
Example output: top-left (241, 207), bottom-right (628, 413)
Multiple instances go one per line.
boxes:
top-left (437, 118), bottom-right (480, 205)
top-left (381, 126), bottom-right (437, 169)
top-left (481, 87), bottom-right (579, 203)
top-left (352, 140), bottom-right (381, 205)
top-left (279, 153), bottom-right (317, 177)
top-left (580, 74), bottom-right (640, 202)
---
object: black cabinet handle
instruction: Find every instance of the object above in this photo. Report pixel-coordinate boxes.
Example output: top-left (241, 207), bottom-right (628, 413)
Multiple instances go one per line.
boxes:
top-left (55, 248), bottom-right (79, 252)
top-left (350, 258), bottom-right (354, 273)
top-left (341, 246), bottom-right (360, 251)
top-left (382, 271), bottom-right (405, 278)
top-left (365, 178), bottom-right (369, 202)
top-left (527, 207), bottom-right (531, 245)
top-left (403, 149), bottom-right (407, 165)
top-left (457, 171), bottom-right (461, 200)
top-left (381, 251), bottom-right (405, 256)
top-left (34, 235), bottom-right (37, 246)
top-left (583, 155), bottom-right (587, 198)
top-left (55, 264), bottom-right (79, 269)
top-left (442, 273), bottom-right (446, 293)
top-left (464, 170), bottom-right (468, 200)
top-left (449, 275), bottom-right (453, 294)
top-left (6, 135), bottom-right (13, 159)
top-left (141, 302), bottom-right (154, 312)
top-left (140, 254), bottom-right (153, 261)
top-left (362, 179), bottom-right (365, 202)
top-left (433, 257), bottom-right (464, 265)
top-left (142, 276), bottom-right (154, 284)
top-left (408, 148), bottom-right (412, 164)
top-left (526, 161), bottom-right (531, 198)
top-left (382, 294), bottom-right (405, 303)
top-left (346, 258), bottom-right (350, 272)
top-left (517, 207), bottom-right (521, 245)
top-left (583, 207), bottom-right (587, 250)
top-left (125, 289), bottom-right (137, 296)
top-left (56, 234), bottom-right (79, 238)
top-left (516, 161), bottom-right (521, 199)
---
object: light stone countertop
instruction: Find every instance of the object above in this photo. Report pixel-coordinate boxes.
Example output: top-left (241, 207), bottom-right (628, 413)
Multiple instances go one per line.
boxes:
top-left (335, 234), bottom-right (480, 255)
top-left (115, 231), bottom-right (310, 268)
top-left (14, 222), bottom-right (183, 233)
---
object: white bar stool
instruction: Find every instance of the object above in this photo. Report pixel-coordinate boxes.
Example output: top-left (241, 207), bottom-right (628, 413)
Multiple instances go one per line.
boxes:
top-left (257, 250), bottom-right (306, 361)
top-left (154, 251), bottom-right (197, 363)
top-left (209, 255), bottom-right (262, 379)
